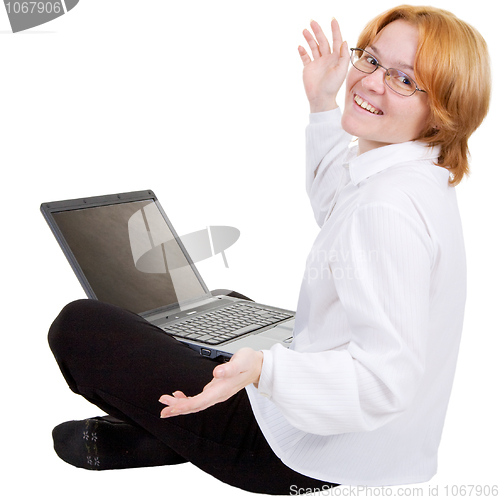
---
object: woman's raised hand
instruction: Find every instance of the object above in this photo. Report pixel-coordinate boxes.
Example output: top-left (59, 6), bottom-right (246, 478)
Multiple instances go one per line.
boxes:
top-left (298, 19), bottom-right (350, 113)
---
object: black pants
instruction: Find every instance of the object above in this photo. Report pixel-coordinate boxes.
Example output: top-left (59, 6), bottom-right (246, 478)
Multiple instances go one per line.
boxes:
top-left (48, 299), bottom-right (337, 495)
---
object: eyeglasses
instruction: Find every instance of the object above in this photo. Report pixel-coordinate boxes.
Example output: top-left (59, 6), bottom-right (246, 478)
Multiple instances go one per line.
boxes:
top-left (349, 48), bottom-right (426, 97)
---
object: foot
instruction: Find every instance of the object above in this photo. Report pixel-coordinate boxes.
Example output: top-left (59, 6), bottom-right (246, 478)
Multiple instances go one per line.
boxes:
top-left (52, 415), bottom-right (187, 470)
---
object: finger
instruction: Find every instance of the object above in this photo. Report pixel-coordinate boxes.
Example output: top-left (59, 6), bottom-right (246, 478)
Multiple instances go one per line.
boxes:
top-left (172, 390), bottom-right (188, 398)
top-left (159, 395), bottom-right (199, 417)
top-left (213, 360), bottom-right (239, 379)
top-left (161, 390), bottom-right (219, 417)
top-left (158, 391), bottom-right (187, 405)
top-left (340, 40), bottom-right (350, 64)
top-left (337, 40), bottom-right (350, 77)
top-left (298, 45), bottom-right (311, 66)
top-left (331, 18), bottom-right (344, 54)
top-left (158, 394), bottom-right (177, 405)
top-left (160, 401), bottom-right (200, 418)
top-left (302, 28), bottom-right (320, 60)
top-left (310, 20), bottom-right (331, 56)
top-left (213, 365), bottom-right (226, 378)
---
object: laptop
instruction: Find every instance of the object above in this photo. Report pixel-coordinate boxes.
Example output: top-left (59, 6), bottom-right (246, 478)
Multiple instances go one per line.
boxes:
top-left (41, 190), bottom-right (295, 360)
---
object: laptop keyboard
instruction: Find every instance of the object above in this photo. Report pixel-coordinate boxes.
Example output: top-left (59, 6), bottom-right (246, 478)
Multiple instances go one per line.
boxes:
top-left (161, 302), bottom-right (293, 345)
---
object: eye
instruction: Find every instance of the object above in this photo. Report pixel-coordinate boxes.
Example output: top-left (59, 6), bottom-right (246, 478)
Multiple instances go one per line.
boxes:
top-left (364, 55), bottom-right (378, 67)
top-left (398, 75), bottom-right (412, 86)
top-left (390, 70), bottom-right (414, 88)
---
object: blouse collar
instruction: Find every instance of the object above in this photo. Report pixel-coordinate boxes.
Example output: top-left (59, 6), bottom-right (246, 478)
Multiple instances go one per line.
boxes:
top-left (343, 141), bottom-right (444, 186)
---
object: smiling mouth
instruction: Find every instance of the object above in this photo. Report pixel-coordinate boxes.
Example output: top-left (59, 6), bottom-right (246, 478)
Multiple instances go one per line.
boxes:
top-left (354, 94), bottom-right (383, 115)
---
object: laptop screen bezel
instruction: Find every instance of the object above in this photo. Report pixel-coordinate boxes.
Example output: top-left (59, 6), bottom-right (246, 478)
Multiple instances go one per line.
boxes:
top-left (40, 189), bottom-right (213, 316)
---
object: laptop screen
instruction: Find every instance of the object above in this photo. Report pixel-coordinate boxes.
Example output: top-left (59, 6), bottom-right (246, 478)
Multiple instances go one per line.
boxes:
top-left (51, 198), bottom-right (207, 314)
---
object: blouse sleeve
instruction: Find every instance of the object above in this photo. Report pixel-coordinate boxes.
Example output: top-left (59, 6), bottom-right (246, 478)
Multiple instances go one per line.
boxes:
top-left (256, 202), bottom-right (435, 436)
top-left (306, 108), bottom-right (353, 227)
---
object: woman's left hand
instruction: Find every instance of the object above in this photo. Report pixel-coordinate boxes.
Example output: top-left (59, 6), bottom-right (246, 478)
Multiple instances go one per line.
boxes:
top-left (159, 347), bottom-right (264, 418)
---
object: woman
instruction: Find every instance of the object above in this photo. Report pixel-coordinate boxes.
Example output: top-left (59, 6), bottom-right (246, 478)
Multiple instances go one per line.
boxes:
top-left (48, 5), bottom-right (490, 493)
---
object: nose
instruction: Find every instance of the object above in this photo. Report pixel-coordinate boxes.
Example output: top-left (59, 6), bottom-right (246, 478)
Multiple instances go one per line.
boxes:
top-left (361, 67), bottom-right (386, 94)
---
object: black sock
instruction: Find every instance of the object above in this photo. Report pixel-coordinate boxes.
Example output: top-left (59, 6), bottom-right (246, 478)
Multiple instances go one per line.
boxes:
top-left (52, 416), bottom-right (187, 470)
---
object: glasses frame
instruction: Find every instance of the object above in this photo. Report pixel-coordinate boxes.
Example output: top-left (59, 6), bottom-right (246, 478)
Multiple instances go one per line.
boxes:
top-left (349, 48), bottom-right (426, 97)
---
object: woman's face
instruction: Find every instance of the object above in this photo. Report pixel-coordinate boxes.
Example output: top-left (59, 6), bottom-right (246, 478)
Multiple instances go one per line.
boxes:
top-left (341, 20), bottom-right (431, 155)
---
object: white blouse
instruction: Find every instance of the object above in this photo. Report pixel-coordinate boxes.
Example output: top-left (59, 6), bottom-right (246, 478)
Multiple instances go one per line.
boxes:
top-left (246, 108), bottom-right (467, 486)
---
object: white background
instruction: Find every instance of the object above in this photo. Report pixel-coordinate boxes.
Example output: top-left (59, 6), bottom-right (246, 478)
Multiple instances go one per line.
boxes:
top-left (1, 0), bottom-right (497, 498)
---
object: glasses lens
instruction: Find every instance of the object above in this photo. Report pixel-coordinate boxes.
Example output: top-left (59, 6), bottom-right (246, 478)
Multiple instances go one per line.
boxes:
top-left (386, 69), bottom-right (417, 96)
top-left (351, 49), bottom-right (378, 73)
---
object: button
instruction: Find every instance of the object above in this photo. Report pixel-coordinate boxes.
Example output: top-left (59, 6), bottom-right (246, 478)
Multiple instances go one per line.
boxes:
top-left (196, 335), bottom-right (213, 342)
top-left (259, 392), bottom-right (270, 399)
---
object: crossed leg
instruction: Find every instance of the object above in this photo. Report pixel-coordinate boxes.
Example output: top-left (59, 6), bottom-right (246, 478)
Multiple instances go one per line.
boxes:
top-left (48, 299), bottom-right (338, 495)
